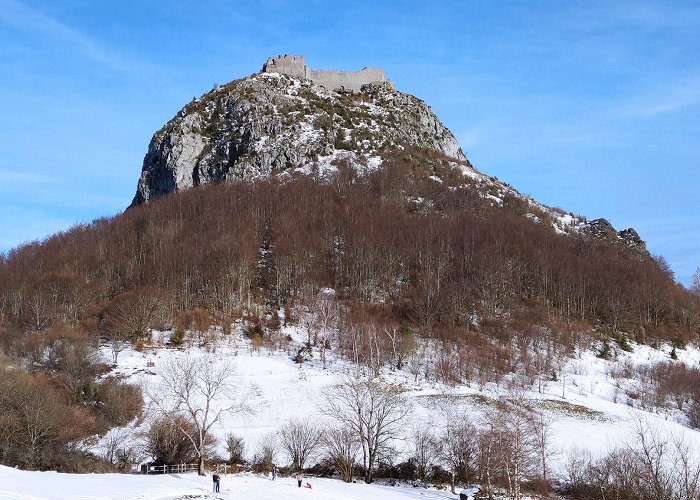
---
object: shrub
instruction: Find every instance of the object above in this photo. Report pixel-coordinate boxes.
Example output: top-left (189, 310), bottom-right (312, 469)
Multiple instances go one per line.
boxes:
top-left (94, 377), bottom-right (143, 427)
top-left (598, 340), bottom-right (612, 359)
top-left (146, 415), bottom-right (200, 465)
top-left (226, 433), bottom-right (245, 464)
top-left (0, 368), bottom-right (99, 469)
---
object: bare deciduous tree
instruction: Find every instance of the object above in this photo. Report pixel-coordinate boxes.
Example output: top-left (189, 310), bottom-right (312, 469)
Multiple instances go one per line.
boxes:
top-left (692, 268), bottom-right (700, 296)
top-left (101, 288), bottom-right (166, 363)
top-left (412, 426), bottom-right (438, 484)
top-left (383, 324), bottom-right (415, 370)
top-left (146, 415), bottom-right (203, 465)
top-left (563, 423), bottom-right (700, 500)
top-left (312, 290), bottom-right (338, 368)
top-left (480, 397), bottom-right (539, 500)
top-left (529, 408), bottom-right (554, 485)
top-left (629, 420), bottom-right (673, 499)
top-left (322, 426), bottom-right (360, 482)
top-left (146, 354), bottom-right (252, 475)
top-left (0, 368), bottom-right (95, 469)
top-left (439, 418), bottom-right (479, 493)
top-left (278, 418), bottom-right (324, 470)
top-left (100, 428), bottom-right (137, 470)
top-left (322, 377), bottom-right (411, 483)
top-left (427, 395), bottom-right (479, 493)
top-left (255, 431), bottom-right (278, 472)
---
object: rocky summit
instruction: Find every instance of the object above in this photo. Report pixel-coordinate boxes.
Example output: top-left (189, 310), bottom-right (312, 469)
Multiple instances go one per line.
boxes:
top-left (130, 56), bottom-right (646, 255)
top-left (131, 58), bottom-right (465, 206)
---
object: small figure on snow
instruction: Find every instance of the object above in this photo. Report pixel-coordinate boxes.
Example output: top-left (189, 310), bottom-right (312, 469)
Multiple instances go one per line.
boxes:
top-left (295, 471), bottom-right (304, 488)
top-left (212, 473), bottom-right (220, 493)
top-left (272, 465), bottom-right (278, 481)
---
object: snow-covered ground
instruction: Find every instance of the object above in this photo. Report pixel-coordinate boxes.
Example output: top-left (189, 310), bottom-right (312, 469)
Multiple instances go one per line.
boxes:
top-left (0, 466), bottom-right (456, 500)
top-left (4, 318), bottom-right (700, 499)
top-left (108, 324), bottom-right (700, 471)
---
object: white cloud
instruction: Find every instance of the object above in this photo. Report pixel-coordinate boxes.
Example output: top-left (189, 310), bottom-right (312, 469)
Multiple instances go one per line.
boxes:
top-left (0, 0), bottom-right (151, 76)
top-left (614, 76), bottom-right (700, 116)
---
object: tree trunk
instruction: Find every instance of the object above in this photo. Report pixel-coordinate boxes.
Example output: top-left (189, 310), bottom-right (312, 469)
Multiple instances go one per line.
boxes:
top-left (198, 454), bottom-right (205, 475)
top-left (366, 448), bottom-right (374, 483)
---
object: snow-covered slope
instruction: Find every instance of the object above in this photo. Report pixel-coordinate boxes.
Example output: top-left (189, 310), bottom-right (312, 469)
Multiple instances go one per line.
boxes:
top-left (100, 323), bottom-right (700, 476)
top-left (4, 321), bottom-right (700, 499)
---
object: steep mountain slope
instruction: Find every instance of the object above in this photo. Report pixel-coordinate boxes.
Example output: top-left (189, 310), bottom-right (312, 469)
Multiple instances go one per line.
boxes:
top-left (130, 66), bottom-right (646, 255)
top-left (131, 74), bottom-right (464, 205)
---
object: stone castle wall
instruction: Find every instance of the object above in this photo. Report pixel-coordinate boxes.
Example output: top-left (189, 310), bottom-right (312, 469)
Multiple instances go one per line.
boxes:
top-left (263, 54), bottom-right (306, 79)
top-left (262, 54), bottom-right (386, 92)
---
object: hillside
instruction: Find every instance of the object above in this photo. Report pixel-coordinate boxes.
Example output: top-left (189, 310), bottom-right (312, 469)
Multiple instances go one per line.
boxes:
top-left (1, 57), bottom-right (700, 499)
top-left (4, 321), bottom-right (700, 499)
top-left (130, 68), bottom-right (465, 205)
top-left (129, 62), bottom-right (646, 254)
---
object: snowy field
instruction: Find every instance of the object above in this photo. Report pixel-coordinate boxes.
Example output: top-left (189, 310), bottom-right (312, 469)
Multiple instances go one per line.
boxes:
top-left (3, 318), bottom-right (700, 499)
top-left (0, 466), bottom-right (456, 500)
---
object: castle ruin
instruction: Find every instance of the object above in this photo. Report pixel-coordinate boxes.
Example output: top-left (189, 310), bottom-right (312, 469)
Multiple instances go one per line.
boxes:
top-left (262, 54), bottom-right (387, 93)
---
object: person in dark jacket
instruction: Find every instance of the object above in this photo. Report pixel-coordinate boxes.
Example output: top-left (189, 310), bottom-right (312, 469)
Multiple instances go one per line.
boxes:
top-left (212, 473), bottom-right (220, 492)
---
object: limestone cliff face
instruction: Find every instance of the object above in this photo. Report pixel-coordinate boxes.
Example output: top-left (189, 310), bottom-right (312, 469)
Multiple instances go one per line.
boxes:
top-left (131, 73), bottom-right (466, 206)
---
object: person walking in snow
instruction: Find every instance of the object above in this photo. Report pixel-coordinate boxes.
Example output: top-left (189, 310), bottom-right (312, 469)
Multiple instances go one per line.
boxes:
top-left (212, 473), bottom-right (220, 493)
top-left (295, 471), bottom-right (303, 488)
top-left (272, 466), bottom-right (277, 481)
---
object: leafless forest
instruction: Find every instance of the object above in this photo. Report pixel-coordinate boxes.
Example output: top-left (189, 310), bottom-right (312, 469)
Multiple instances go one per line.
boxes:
top-left (1, 150), bottom-right (699, 495)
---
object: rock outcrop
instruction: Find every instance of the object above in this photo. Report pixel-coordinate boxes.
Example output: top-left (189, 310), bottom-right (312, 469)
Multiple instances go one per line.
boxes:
top-left (582, 218), bottom-right (648, 254)
top-left (130, 58), bottom-right (648, 258)
top-left (131, 71), bottom-right (465, 206)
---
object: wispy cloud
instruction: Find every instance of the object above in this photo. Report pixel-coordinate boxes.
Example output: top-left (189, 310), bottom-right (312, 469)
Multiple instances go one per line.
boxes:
top-left (608, 1), bottom-right (700, 30)
top-left (614, 76), bottom-right (700, 116)
top-left (0, 0), bottom-right (151, 76)
top-left (0, 170), bottom-right (59, 184)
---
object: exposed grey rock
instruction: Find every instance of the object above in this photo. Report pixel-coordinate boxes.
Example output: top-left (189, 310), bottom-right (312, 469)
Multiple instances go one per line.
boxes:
top-left (582, 218), bottom-right (648, 255)
top-left (583, 218), bottom-right (617, 239)
top-left (131, 72), bottom-right (466, 206)
top-left (129, 62), bottom-right (648, 259)
top-left (619, 227), bottom-right (643, 246)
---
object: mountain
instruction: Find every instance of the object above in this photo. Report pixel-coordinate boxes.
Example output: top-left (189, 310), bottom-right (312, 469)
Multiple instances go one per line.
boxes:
top-left (131, 61), bottom-right (464, 206)
top-left (130, 56), bottom-right (646, 256)
top-left (2, 56), bottom-right (699, 492)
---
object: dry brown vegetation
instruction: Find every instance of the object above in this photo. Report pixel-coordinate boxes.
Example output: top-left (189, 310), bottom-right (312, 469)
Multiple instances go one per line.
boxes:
top-left (0, 148), bottom-right (698, 470)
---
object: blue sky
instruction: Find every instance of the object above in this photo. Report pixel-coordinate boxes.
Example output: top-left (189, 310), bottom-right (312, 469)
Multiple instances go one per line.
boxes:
top-left (0, 0), bottom-right (698, 285)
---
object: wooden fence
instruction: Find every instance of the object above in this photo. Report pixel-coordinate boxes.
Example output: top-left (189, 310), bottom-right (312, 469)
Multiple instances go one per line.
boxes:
top-left (146, 463), bottom-right (197, 474)
top-left (144, 463), bottom-right (232, 475)
top-left (211, 463), bottom-right (232, 475)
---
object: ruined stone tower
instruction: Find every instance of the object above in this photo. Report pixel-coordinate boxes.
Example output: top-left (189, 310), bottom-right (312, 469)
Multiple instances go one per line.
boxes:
top-left (262, 54), bottom-right (387, 92)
